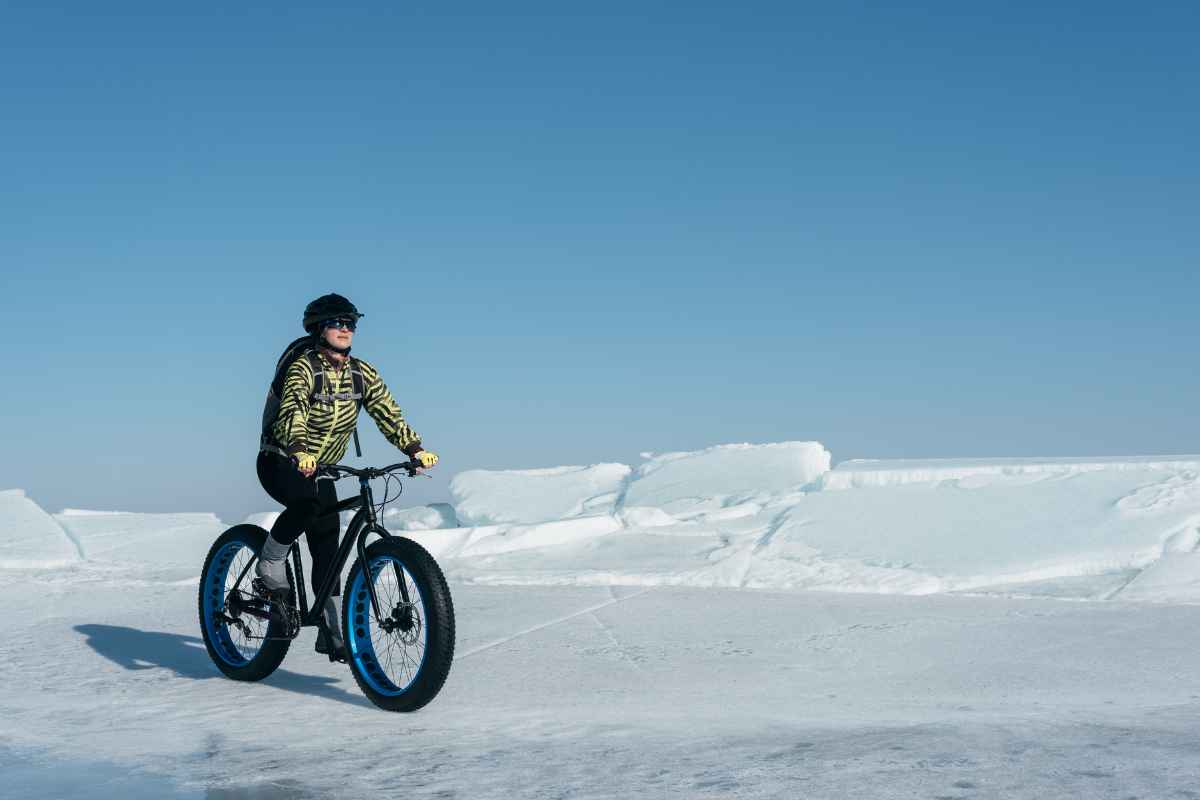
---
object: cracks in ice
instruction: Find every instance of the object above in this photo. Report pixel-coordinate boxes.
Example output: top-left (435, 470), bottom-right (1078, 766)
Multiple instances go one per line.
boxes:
top-left (733, 506), bottom-right (806, 588)
top-left (610, 467), bottom-right (638, 516)
top-left (1102, 515), bottom-right (1200, 601)
top-left (751, 507), bottom-right (801, 557)
top-left (54, 517), bottom-right (87, 561)
top-left (458, 587), bottom-right (655, 659)
top-left (586, 608), bottom-right (646, 673)
top-left (1114, 470), bottom-right (1200, 515)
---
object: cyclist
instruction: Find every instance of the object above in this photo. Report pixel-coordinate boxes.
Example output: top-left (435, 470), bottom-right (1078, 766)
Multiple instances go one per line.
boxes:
top-left (256, 293), bottom-right (438, 661)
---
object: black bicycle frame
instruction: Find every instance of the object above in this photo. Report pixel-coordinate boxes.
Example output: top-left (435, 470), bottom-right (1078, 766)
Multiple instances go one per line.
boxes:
top-left (275, 474), bottom-right (412, 629)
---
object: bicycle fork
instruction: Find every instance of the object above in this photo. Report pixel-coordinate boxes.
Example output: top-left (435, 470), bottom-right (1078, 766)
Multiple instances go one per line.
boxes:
top-left (356, 478), bottom-right (414, 633)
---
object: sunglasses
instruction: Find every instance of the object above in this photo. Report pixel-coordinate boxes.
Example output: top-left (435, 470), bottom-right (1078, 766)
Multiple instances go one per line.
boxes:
top-left (323, 317), bottom-right (358, 332)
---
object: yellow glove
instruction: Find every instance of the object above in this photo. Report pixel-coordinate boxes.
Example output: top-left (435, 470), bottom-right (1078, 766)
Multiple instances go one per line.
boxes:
top-left (415, 449), bottom-right (439, 469)
top-left (294, 452), bottom-right (317, 474)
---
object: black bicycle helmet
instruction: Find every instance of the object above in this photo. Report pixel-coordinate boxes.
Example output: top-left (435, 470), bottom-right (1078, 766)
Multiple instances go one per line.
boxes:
top-left (303, 293), bottom-right (363, 334)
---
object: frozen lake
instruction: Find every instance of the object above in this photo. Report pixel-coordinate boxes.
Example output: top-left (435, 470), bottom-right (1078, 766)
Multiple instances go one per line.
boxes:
top-left (4, 574), bottom-right (1200, 799)
top-left (6, 445), bottom-right (1200, 796)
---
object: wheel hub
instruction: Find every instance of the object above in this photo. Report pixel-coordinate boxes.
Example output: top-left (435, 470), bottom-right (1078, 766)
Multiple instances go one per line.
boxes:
top-left (377, 602), bottom-right (418, 636)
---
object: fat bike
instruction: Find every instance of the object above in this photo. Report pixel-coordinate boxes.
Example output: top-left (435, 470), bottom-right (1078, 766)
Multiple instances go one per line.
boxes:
top-left (198, 461), bottom-right (455, 712)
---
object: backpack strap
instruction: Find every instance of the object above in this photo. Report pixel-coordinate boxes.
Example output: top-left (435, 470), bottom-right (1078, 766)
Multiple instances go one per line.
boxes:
top-left (349, 357), bottom-right (366, 412)
top-left (307, 351), bottom-right (365, 406)
top-left (305, 351), bottom-right (330, 405)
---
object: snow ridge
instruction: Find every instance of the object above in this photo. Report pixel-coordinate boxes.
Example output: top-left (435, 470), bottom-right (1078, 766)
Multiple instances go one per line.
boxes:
top-left (822, 455), bottom-right (1200, 490)
top-left (7, 443), bottom-right (1200, 603)
top-left (0, 488), bottom-right (80, 565)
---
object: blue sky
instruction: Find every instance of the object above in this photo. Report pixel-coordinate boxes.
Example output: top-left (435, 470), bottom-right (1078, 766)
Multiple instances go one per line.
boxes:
top-left (3, 1), bottom-right (1198, 519)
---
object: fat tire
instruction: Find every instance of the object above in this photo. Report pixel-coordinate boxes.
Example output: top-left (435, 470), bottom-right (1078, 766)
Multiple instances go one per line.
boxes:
top-left (344, 536), bottom-right (455, 712)
top-left (198, 524), bottom-right (294, 681)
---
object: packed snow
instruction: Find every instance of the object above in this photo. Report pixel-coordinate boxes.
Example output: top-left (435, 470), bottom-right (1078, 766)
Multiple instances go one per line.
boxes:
top-left (429, 444), bottom-right (1200, 602)
top-left (381, 502), bottom-right (459, 531)
top-left (450, 463), bottom-right (631, 526)
top-left (623, 441), bottom-right (830, 512)
top-left (820, 455), bottom-right (1200, 490)
top-left (55, 510), bottom-right (224, 580)
top-left (0, 489), bottom-right (80, 567)
top-left (4, 440), bottom-right (1200, 797)
top-left (5, 440), bottom-right (1200, 600)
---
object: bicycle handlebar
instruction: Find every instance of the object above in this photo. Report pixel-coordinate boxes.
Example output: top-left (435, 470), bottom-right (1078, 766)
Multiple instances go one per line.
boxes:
top-left (317, 461), bottom-right (424, 479)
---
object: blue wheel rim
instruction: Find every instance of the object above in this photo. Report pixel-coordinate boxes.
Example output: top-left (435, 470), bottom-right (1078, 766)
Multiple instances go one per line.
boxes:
top-left (202, 540), bottom-right (262, 667)
top-left (347, 555), bottom-right (428, 696)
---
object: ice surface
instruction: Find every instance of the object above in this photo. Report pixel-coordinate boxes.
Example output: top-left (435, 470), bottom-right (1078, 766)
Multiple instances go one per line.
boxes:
top-left (418, 446), bottom-right (1200, 601)
top-left (759, 468), bottom-right (1200, 591)
top-left (382, 502), bottom-right (459, 530)
top-left (5, 580), bottom-right (1200, 798)
top-left (622, 441), bottom-right (830, 515)
top-left (240, 511), bottom-right (280, 530)
top-left (10, 442), bottom-right (1200, 602)
top-left (54, 510), bottom-right (224, 569)
top-left (450, 463), bottom-right (631, 525)
top-left (1115, 552), bottom-right (1200, 601)
top-left (8, 443), bottom-right (1200, 797)
top-left (0, 488), bottom-right (78, 566)
top-left (618, 506), bottom-right (679, 528)
top-left (822, 455), bottom-right (1200, 490)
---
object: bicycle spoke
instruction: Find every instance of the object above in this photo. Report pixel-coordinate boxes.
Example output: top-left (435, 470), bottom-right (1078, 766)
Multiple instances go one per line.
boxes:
top-left (203, 536), bottom-right (287, 672)
top-left (224, 547), bottom-right (263, 660)
top-left (359, 556), bottom-right (428, 693)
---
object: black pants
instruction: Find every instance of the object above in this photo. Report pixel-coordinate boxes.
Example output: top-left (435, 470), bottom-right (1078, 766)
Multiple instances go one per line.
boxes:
top-left (256, 451), bottom-right (341, 597)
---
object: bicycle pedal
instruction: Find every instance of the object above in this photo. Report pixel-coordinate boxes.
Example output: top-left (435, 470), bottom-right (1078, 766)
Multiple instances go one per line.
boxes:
top-left (251, 578), bottom-right (290, 600)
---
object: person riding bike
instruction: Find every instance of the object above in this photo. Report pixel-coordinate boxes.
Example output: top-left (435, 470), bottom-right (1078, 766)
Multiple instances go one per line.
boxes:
top-left (256, 293), bottom-right (438, 662)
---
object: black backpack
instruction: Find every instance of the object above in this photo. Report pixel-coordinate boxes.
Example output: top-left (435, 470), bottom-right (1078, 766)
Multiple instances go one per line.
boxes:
top-left (260, 336), bottom-right (366, 450)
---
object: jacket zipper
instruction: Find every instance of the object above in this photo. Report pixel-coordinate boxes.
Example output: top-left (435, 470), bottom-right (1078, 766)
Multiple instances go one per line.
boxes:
top-left (314, 358), bottom-right (345, 462)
